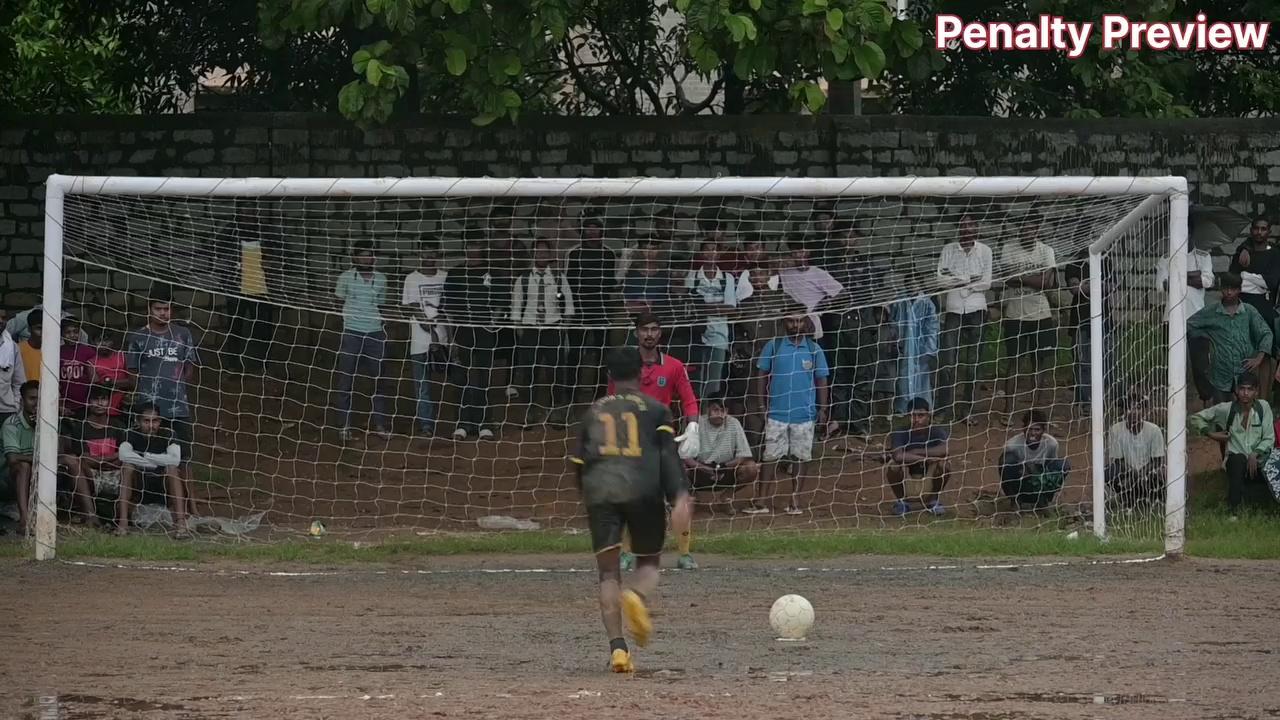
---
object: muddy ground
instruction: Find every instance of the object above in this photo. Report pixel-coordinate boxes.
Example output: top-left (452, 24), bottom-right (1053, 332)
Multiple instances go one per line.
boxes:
top-left (8, 555), bottom-right (1278, 719)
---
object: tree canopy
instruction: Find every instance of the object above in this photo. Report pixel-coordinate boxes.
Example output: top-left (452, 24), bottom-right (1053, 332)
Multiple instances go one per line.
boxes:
top-left (0, 0), bottom-right (1274, 120)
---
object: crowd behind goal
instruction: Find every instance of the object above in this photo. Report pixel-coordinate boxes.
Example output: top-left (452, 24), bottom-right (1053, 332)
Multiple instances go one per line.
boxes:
top-left (2, 207), bottom-right (1278, 539)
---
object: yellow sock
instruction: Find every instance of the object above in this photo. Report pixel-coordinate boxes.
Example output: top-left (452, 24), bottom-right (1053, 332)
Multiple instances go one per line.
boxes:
top-left (678, 528), bottom-right (691, 556)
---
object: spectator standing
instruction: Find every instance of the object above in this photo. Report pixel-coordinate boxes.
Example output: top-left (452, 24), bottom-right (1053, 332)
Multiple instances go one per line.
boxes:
top-left (779, 238), bottom-right (845, 342)
top-left (5, 305), bottom-right (88, 344)
top-left (1229, 217), bottom-right (1279, 400)
top-left (935, 216), bottom-right (993, 424)
top-left (747, 311), bottom-right (831, 515)
top-left (565, 217), bottom-right (618, 403)
top-left (487, 231), bottom-right (528, 400)
top-left (126, 292), bottom-right (201, 518)
top-left (401, 241), bottom-right (449, 436)
top-left (1189, 372), bottom-right (1275, 518)
top-left (733, 234), bottom-right (780, 301)
top-left (90, 330), bottom-right (132, 418)
top-left (622, 239), bottom-right (675, 318)
top-left (222, 207), bottom-right (278, 374)
top-left (443, 241), bottom-right (499, 441)
top-left (1106, 394), bottom-right (1166, 511)
top-left (1063, 249), bottom-right (1119, 420)
top-left (684, 396), bottom-right (758, 515)
top-left (891, 276), bottom-right (939, 414)
top-left (58, 317), bottom-right (97, 416)
top-left (1188, 273), bottom-right (1272, 404)
top-left (332, 241), bottom-right (390, 442)
top-left (685, 239), bottom-right (740, 398)
top-left (17, 310), bottom-right (42, 385)
top-left (511, 239), bottom-right (576, 420)
top-left (0, 323), bottom-right (27, 424)
top-left (999, 213), bottom-right (1058, 424)
top-left (1159, 244), bottom-right (1216, 405)
top-left (998, 409), bottom-right (1068, 510)
top-left (882, 397), bottom-right (951, 517)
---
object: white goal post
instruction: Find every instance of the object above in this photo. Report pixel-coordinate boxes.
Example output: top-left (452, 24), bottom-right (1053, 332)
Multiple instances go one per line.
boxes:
top-left (34, 174), bottom-right (1189, 560)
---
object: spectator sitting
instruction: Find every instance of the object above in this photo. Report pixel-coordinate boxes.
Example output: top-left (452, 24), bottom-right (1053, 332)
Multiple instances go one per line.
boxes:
top-left (1105, 393), bottom-right (1167, 512)
top-left (63, 385), bottom-right (125, 510)
top-left (59, 316), bottom-right (97, 416)
top-left (511, 239), bottom-right (576, 421)
top-left (1188, 272), bottom-right (1272, 405)
top-left (999, 409), bottom-right (1068, 511)
top-left (401, 239), bottom-right (449, 436)
top-left (882, 397), bottom-right (951, 517)
top-left (2, 381), bottom-right (95, 534)
top-left (684, 396), bottom-right (758, 515)
top-left (89, 330), bottom-right (132, 418)
top-left (1189, 372), bottom-right (1275, 519)
top-left (117, 403), bottom-right (187, 536)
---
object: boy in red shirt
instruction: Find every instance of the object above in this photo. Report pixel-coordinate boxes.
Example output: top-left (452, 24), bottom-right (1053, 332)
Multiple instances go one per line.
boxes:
top-left (90, 330), bottom-right (133, 417)
top-left (59, 317), bottom-right (97, 415)
top-left (606, 312), bottom-right (700, 570)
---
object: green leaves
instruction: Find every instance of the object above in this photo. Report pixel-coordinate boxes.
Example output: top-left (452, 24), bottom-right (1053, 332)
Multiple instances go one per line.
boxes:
top-left (445, 47), bottom-right (467, 75)
top-left (852, 40), bottom-right (886, 79)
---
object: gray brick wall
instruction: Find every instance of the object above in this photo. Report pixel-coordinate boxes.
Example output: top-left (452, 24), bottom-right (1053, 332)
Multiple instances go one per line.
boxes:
top-left (2, 113), bottom-right (1278, 308)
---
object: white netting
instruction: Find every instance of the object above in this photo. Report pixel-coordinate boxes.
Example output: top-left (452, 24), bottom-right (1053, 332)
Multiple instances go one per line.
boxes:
top-left (30, 180), bottom-right (1180, 541)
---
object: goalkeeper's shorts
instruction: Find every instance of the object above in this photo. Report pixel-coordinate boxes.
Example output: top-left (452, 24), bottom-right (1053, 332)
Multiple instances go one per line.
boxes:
top-left (587, 496), bottom-right (666, 556)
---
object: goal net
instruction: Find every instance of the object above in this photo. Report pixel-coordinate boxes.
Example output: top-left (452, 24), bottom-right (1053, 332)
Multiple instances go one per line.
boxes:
top-left (29, 176), bottom-right (1188, 558)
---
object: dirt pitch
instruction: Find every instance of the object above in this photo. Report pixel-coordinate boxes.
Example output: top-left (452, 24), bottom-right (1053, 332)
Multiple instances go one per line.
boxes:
top-left (8, 554), bottom-right (1279, 720)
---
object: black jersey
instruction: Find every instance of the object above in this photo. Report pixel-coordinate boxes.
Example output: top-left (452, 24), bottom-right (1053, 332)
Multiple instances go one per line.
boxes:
top-left (572, 392), bottom-right (683, 506)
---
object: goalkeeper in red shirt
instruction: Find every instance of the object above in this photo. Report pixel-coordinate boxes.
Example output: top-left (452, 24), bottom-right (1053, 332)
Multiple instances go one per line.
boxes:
top-left (607, 312), bottom-right (701, 570)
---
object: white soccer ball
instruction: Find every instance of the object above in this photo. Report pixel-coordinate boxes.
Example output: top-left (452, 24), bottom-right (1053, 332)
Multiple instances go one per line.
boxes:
top-left (769, 594), bottom-right (815, 640)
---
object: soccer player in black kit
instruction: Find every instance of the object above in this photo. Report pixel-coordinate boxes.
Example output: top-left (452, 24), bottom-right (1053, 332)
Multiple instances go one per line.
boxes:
top-left (570, 346), bottom-right (693, 674)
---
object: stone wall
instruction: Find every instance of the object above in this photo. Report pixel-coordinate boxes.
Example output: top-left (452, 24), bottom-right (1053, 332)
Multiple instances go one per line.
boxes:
top-left (2, 113), bottom-right (1278, 309)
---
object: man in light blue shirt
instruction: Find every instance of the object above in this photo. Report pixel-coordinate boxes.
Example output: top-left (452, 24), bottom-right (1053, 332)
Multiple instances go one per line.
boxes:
top-left (744, 311), bottom-right (830, 516)
top-left (334, 241), bottom-right (390, 442)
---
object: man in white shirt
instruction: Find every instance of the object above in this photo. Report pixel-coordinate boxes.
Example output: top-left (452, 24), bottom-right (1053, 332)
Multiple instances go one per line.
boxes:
top-left (402, 241), bottom-right (448, 435)
top-left (684, 396), bottom-right (758, 515)
top-left (935, 216), bottom-right (993, 424)
top-left (1000, 213), bottom-right (1059, 423)
top-left (1106, 393), bottom-right (1166, 511)
top-left (685, 239), bottom-right (739, 398)
top-left (511, 239), bottom-right (575, 418)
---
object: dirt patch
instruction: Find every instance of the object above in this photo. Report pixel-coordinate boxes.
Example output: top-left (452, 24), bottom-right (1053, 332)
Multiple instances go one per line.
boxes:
top-left (5, 556), bottom-right (1278, 719)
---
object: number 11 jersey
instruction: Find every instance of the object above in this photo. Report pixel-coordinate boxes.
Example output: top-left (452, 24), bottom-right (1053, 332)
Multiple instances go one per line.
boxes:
top-left (572, 393), bottom-right (679, 507)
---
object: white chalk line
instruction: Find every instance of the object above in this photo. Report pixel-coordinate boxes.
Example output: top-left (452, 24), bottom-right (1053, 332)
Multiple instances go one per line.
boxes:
top-left (58, 554), bottom-right (1167, 578)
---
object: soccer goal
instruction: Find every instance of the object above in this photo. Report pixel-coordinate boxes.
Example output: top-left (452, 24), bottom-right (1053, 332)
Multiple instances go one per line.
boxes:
top-left (31, 175), bottom-right (1188, 560)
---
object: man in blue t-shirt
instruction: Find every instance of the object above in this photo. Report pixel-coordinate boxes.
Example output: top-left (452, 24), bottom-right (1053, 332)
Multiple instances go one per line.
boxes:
top-left (883, 397), bottom-right (952, 518)
top-left (744, 312), bottom-right (830, 516)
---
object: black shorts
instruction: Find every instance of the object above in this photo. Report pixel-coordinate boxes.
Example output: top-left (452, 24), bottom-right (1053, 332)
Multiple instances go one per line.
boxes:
top-left (690, 465), bottom-right (740, 491)
top-left (586, 496), bottom-right (666, 556)
top-left (1002, 319), bottom-right (1058, 361)
top-left (166, 418), bottom-right (193, 465)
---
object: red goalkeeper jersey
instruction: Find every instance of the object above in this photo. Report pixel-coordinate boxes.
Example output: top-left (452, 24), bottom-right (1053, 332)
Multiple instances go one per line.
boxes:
top-left (607, 352), bottom-right (699, 420)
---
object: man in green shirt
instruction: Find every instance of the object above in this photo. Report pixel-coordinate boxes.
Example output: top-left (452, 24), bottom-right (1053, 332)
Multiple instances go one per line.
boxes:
top-left (1189, 372), bottom-right (1274, 517)
top-left (1187, 273), bottom-right (1272, 403)
top-left (333, 241), bottom-right (390, 443)
top-left (2, 381), bottom-right (95, 534)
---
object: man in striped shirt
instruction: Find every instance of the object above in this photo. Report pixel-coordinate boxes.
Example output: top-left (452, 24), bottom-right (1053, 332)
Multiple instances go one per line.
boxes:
top-left (606, 312), bottom-right (700, 570)
top-left (1188, 273), bottom-right (1272, 403)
